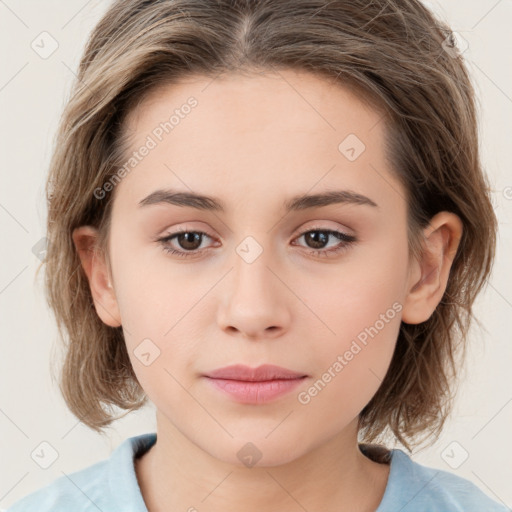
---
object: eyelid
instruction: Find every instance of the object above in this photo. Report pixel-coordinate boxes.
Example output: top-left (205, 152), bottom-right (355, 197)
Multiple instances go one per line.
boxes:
top-left (292, 221), bottom-right (354, 238)
top-left (156, 221), bottom-right (357, 260)
top-left (158, 220), bottom-right (353, 241)
top-left (156, 222), bottom-right (216, 239)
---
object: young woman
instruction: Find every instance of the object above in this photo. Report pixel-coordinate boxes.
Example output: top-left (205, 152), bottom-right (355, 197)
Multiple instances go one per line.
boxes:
top-left (7, 0), bottom-right (507, 510)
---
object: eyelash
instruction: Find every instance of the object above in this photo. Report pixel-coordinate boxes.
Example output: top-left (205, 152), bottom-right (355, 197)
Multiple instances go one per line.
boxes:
top-left (156, 227), bottom-right (357, 259)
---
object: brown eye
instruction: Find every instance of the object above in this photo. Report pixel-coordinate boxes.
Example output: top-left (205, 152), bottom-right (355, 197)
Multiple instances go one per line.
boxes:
top-left (174, 232), bottom-right (203, 251)
top-left (293, 229), bottom-right (357, 257)
top-left (157, 230), bottom-right (214, 258)
top-left (303, 231), bottom-right (330, 249)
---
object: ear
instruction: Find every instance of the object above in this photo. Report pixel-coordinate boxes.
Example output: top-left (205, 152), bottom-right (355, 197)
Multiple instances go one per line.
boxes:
top-left (401, 211), bottom-right (463, 325)
top-left (72, 226), bottom-right (122, 328)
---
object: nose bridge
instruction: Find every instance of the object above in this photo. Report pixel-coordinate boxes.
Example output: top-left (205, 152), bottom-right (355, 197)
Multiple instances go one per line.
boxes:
top-left (231, 234), bottom-right (278, 305)
top-left (217, 234), bottom-right (290, 336)
top-left (242, 246), bottom-right (270, 284)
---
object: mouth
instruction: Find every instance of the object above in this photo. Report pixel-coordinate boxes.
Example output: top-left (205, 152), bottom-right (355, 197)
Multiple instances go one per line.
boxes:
top-left (202, 364), bottom-right (308, 404)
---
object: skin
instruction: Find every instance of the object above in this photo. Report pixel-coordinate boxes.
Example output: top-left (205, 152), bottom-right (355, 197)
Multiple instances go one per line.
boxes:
top-left (73, 69), bottom-right (463, 512)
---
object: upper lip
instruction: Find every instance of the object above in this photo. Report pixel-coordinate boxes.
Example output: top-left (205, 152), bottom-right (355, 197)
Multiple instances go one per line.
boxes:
top-left (204, 364), bottom-right (307, 381)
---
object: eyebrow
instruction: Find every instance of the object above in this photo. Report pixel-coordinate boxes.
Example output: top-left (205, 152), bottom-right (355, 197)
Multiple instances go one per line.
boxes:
top-left (138, 188), bottom-right (379, 212)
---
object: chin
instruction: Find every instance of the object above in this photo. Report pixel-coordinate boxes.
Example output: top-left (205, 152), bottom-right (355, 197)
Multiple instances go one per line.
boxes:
top-left (203, 436), bottom-right (307, 469)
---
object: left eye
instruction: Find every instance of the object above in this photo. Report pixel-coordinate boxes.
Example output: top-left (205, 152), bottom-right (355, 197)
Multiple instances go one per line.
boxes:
top-left (293, 229), bottom-right (357, 256)
top-left (157, 228), bottom-right (357, 259)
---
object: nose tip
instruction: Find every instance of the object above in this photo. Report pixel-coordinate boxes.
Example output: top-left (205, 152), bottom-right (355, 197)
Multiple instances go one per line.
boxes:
top-left (218, 260), bottom-right (290, 340)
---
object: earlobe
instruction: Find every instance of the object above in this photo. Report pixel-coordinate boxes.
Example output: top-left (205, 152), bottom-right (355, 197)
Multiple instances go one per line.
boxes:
top-left (401, 212), bottom-right (463, 325)
top-left (72, 226), bottom-right (122, 328)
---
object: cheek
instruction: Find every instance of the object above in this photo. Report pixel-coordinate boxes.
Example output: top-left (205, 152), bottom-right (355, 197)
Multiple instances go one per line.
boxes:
top-left (304, 236), bottom-right (406, 333)
top-left (295, 279), bottom-right (403, 429)
top-left (294, 234), bottom-right (407, 393)
top-left (109, 239), bottom-right (212, 377)
top-left (110, 233), bottom-right (202, 336)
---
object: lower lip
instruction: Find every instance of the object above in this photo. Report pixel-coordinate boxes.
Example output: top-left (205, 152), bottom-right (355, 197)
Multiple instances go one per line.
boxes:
top-left (204, 377), bottom-right (307, 404)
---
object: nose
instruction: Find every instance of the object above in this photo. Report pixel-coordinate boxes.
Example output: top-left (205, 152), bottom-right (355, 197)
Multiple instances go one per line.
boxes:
top-left (217, 248), bottom-right (291, 340)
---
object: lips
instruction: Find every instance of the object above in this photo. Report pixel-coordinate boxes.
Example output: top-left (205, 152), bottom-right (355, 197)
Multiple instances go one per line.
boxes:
top-left (203, 364), bottom-right (307, 381)
top-left (202, 364), bottom-right (308, 404)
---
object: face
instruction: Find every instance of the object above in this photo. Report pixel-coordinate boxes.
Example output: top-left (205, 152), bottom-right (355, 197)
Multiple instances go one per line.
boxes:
top-left (87, 69), bottom-right (424, 466)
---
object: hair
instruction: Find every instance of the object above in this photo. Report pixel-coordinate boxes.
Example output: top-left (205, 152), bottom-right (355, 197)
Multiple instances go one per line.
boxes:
top-left (39, 0), bottom-right (497, 453)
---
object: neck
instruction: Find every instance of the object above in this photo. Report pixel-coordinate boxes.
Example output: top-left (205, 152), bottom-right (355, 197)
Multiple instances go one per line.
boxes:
top-left (135, 413), bottom-right (390, 512)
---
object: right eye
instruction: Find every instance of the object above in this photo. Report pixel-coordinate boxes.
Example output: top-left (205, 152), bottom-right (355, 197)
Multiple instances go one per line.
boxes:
top-left (157, 230), bottom-right (216, 258)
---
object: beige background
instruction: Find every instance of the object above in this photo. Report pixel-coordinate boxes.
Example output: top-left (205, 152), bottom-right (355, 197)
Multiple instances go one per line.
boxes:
top-left (0, 0), bottom-right (511, 509)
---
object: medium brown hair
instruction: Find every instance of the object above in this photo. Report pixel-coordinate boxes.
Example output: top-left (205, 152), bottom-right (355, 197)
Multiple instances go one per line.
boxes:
top-left (40, 0), bottom-right (497, 452)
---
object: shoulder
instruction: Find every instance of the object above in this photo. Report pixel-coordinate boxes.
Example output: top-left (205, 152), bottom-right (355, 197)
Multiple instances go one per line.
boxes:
top-left (378, 448), bottom-right (509, 512)
top-left (5, 432), bottom-right (156, 512)
top-left (5, 459), bottom-right (110, 512)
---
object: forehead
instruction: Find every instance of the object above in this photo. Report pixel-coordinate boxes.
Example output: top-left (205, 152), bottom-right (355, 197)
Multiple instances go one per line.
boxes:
top-left (124, 69), bottom-right (385, 143)
top-left (114, 69), bottom-right (401, 215)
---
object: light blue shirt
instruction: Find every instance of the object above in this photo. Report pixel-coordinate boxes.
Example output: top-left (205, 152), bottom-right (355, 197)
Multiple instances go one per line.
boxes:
top-left (5, 432), bottom-right (509, 511)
